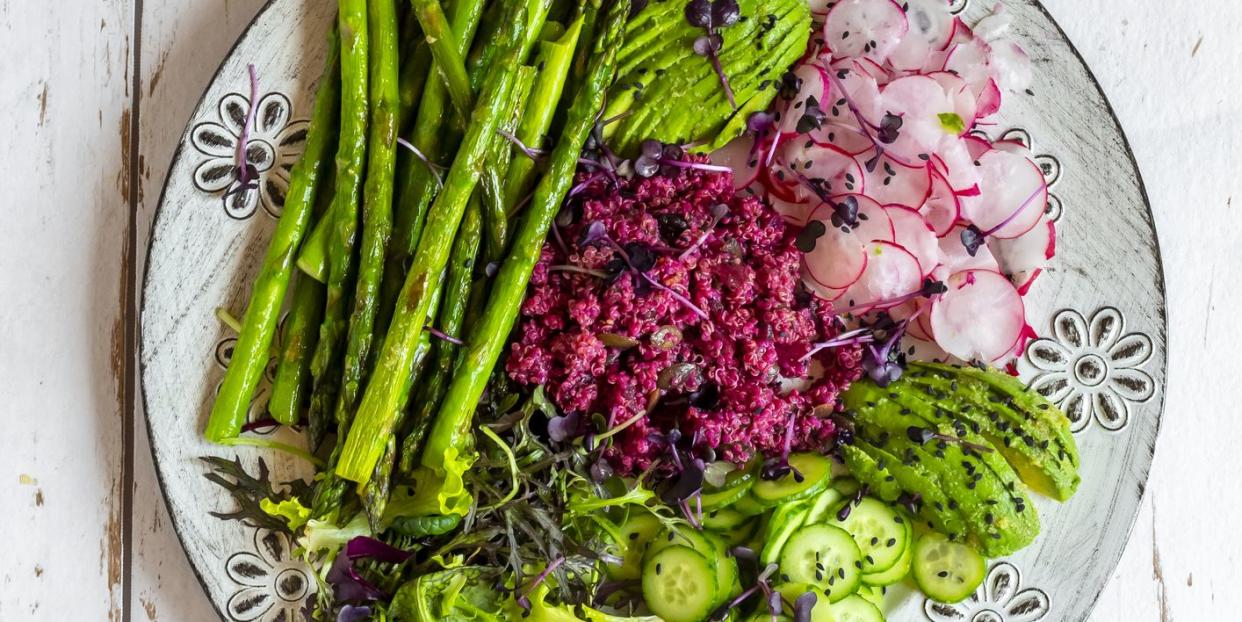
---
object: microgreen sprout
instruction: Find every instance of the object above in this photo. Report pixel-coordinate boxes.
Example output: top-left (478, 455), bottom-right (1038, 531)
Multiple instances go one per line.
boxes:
top-left (396, 137), bottom-right (446, 189)
top-left (685, 0), bottom-right (742, 109)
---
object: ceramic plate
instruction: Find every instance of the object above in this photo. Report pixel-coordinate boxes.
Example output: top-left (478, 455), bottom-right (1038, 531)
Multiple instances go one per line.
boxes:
top-left (141, 1), bottom-right (1167, 619)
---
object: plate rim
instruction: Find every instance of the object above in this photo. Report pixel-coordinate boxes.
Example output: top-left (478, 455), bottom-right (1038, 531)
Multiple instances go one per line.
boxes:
top-left (137, 0), bottom-right (1169, 619)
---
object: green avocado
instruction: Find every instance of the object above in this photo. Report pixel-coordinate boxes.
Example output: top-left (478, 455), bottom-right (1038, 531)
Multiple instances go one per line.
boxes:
top-left (906, 362), bottom-right (1081, 501)
top-left (603, 0), bottom-right (812, 155)
top-left (845, 437), bottom-right (970, 543)
top-left (843, 383), bottom-right (1039, 557)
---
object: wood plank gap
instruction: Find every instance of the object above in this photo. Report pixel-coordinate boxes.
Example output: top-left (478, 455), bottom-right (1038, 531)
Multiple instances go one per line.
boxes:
top-left (124, 0), bottom-right (145, 620)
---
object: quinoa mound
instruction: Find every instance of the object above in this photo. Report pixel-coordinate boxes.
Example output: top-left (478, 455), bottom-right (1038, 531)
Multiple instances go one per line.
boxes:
top-left (506, 157), bottom-right (862, 474)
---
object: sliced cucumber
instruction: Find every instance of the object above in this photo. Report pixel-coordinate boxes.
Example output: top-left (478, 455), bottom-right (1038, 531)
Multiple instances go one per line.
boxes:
top-left (805, 487), bottom-right (846, 524)
top-left (829, 497), bottom-right (910, 574)
top-left (833, 477), bottom-right (861, 497)
top-left (642, 545), bottom-right (717, 622)
top-left (701, 466), bottom-right (757, 509)
top-left (717, 516), bottom-right (759, 547)
top-left (828, 594), bottom-right (885, 622)
top-left (647, 525), bottom-right (717, 560)
top-left (778, 523), bottom-right (862, 602)
top-left (608, 512), bottom-right (663, 580)
top-left (911, 532), bottom-right (985, 604)
top-left (856, 584), bottom-right (886, 608)
top-left (760, 502), bottom-right (810, 565)
top-left (731, 493), bottom-right (767, 516)
top-left (751, 453), bottom-right (833, 505)
top-left (861, 530), bottom-right (911, 587)
top-left (703, 507), bottom-right (750, 531)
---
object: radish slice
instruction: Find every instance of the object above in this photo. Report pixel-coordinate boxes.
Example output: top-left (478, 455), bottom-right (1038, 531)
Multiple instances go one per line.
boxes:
top-left (963, 150), bottom-right (1047, 238)
top-left (779, 62), bottom-right (833, 134)
top-left (802, 266), bottom-right (848, 301)
top-left (936, 136), bottom-right (983, 195)
top-left (823, 0), bottom-right (909, 63)
top-left (769, 193), bottom-right (817, 226)
top-left (859, 151), bottom-right (933, 207)
top-left (886, 204), bottom-right (939, 275)
top-left (989, 40), bottom-right (1033, 93)
top-left (927, 71), bottom-right (979, 131)
top-left (878, 75), bottom-right (956, 161)
top-left (930, 270), bottom-right (1026, 362)
top-left (989, 216), bottom-right (1056, 291)
top-left (921, 169), bottom-right (960, 236)
top-left (841, 240), bottom-right (924, 310)
top-left (975, 78), bottom-right (1002, 119)
top-left (830, 60), bottom-right (884, 127)
top-left (813, 118), bottom-right (875, 156)
top-left (814, 193), bottom-right (894, 243)
top-left (803, 220), bottom-right (868, 289)
top-left (887, 0), bottom-right (955, 70)
top-left (780, 140), bottom-right (864, 196)
top-left (992, 138), bottom-right (1034, 158)
top-left (710, 134), bottom-right (761, 190)
top-left (962, 134), bottom-right (993, 160)
top-left (943, 38), bottom-right (992, 95)
top-left (938, 225), bottom-right (1001, 275)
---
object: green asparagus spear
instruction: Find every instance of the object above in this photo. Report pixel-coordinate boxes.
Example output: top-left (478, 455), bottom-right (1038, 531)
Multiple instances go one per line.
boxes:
top-left (337, 0), bottom-right (401, 424)
top-left (480, 66), bottom-right (537, 260)
top-left (204, 28), bottom-right (342, 442)
top-left (501, 17), bottom-right (581, 215)
top-left (306, 0), bottom-right (370, 442)
top-left (397, 42), bottom-right (432, 131)
top-left (419, 0), bottom-right (629, 491)
top-left (268, 274), bottom-right (326, 426)
top-left (335, 1), bottom-right (529, 485)
top-left (381, 0), bottom-right (488, 330)
top-left (408, 0), bottom-right (474, 119)
top-left (296, 213), bottom-right (330, 282)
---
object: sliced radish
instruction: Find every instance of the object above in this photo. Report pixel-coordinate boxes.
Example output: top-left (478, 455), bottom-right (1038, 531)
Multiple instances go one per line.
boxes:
top-left (887, 0), bottom-right (955, 70)
top-left (823, 0), bottom-right (909, 63)
top-left (962, 134), bottom-right (993, 160)
top-left (972, 5), bottom-right (1013, 42)
top-left (938, 225), bottom-right (1001, 275)
top-left (802, 266), bottom-right (848, 301)
top-left (878, 75), bottom-right (956, 161)
top-left (989, 216), bottom-right (1056, 291)
top-left (841, 240), bottom-right (924, 310)
top-left (769, 193), bottom-right (816, 226)
top-left (779, 139), bottom-right (864, 196)
top-left (886, 204), bottom-right (939, 276)
top-left (927, 71), bottom-right (979, 131)
top-left (829, 59), bottom-right (884, 127)
top-left (803, 219), bottom-right (868, 289)
top-left (813, 118), bottom-right (875, 156)
top-left (858, 151), bottom-right (933, 207)
top-left (779, 62), bottom-right (833, 134)
top-left (975, 78), bottom-right (1002, 119)
top-left (921, 168), bottom-right (960, 236)
top-left (943, 38), bottom-right (993, 95)
top-left (992, 138), bottom-right (1034, 158)
top-left (930, 270), bottom-right (1026, 362)
top-left (963, 150), bottom-right (1047, 238)
top-left (710, 134), bottom-right (761, 190)
top-left (813, 194), bottom-right (894, 243)
top-left (935, 136), bottom-right (983, 195)
top-left (989, 40), bottom-right (1033, 93)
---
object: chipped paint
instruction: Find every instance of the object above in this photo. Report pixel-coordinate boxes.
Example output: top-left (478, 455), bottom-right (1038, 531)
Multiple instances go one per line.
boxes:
top-left (18, 474), bottom-right (37, 485)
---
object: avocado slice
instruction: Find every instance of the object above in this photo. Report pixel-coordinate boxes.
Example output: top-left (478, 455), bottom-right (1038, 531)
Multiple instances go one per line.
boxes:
top-left (835, 444), bottom-right (903, 503)
top-left (906, 362), bottom-right (1081, 501)
top-left (603, 0), bottom-right (811, 155)
top-left (844, 438), bottom-right (970, 543)
top-left (844, 385), bottom-right (1039, 557)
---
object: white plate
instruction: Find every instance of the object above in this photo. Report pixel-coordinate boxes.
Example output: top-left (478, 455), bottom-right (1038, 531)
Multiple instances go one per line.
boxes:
top-left (140, 1), bottom-right (1167, 620)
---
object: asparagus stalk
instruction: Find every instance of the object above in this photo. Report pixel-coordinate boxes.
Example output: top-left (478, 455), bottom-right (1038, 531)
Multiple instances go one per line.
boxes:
top-left (480, 66), bottom-right (537, 260)
top-left (268, 274), bottom-right (326, 426)
top-left (381, 0), bottom-right (489, 330)
top-left (336, 0), bottom-right (402, 424)
top-left (408, 0), bottom-right (475, 119)
top-left (296, 213), bottom-right (330, 282)
top-left (335, 1), bottom-right (530, 485)
top-left (420, 0), bottom-right (629, 478)
top-left (203, 28), bottom-right (342, 442)
top-left (501, 17), bottom-right (581, 215)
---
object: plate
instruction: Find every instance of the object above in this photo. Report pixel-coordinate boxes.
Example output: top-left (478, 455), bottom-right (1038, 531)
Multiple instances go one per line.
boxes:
top-left (140, 1), bottom-right (1167, 620)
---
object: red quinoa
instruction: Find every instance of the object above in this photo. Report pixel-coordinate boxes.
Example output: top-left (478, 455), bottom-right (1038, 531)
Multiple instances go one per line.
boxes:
top-left (507, 158), bottom-right (862, 474)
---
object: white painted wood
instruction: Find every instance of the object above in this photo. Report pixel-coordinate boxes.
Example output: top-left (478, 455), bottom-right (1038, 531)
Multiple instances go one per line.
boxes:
top-left (0, 1), bottom-right (133, 620)
top-left (132, 1), bottom-right (272, 619)
top-left (2, 0), bottom-right (1239, 620)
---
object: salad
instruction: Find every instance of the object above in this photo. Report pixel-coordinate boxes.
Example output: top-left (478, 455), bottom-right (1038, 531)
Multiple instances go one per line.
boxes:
top-left (200, 0), bottom-right (1078, 620)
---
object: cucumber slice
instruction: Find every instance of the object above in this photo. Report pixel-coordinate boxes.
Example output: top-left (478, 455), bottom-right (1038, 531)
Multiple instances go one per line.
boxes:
top-left (833, 477), bottom-right (861, 497)
top-left (642, 546), bottom-right (717, 622)
top-left (829, 498), bottom-right (910, 574)
top-left (701, 465), bottom-right (758, 509)
top-left (752, 453), bottom-right (833, 505)
top-left (608, 512), bottom-right (663, 580)
top-left (828, 594), bottom-right (885, 622)
top-left (778, 524), bottom-right (863, 602)
top-left (703, 507), bottom-right (750, 531)
top-left (911, 532), bottom-right (985, 604)
top-left (731, 493), bottom-right (767, 516)
top-left (760, 503), bottom-right (810, 565)
top-left (861, 527), bottom-right (911, 586)
top-left (717, 516), bottom-right (759, 548)
top-left (805, 488), bottom-right (846, 524)
top-left (856, 585), bottom-right (886, 608)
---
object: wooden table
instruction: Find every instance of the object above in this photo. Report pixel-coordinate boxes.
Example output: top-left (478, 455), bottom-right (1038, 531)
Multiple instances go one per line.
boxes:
top-left (0, 0), bottom-right (1232, 619)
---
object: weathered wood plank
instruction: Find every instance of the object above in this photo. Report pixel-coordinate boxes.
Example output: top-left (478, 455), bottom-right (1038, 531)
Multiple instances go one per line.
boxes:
top-left (132, 1), bottom-right (271, 619)
top-left (0, 0), bottom-right (134, 620)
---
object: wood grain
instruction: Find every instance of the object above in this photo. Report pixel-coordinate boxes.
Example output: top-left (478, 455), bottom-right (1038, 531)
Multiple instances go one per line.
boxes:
top-left (0, 0), bottom-right (133, 619)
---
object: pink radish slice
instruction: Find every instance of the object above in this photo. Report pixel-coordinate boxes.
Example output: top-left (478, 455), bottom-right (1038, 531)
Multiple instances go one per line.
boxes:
top-left (808, 0), bottom-right (832, 16)
top-left (878, 75), bottom-right (956, 161)
top-left (938, 225), bottom-right (1001, 275)
top-left (803, 218), bottom-right (869, 289)
top-left (975, 78), bottom-right (1002, 119)
top-left (927, 72), bottom-right (979, 131)
top-left (859, 151), bottom-right (933, 207)
top-left (887, 0), bottom-right (955, 70)
top-left (963, 134), bottom-right (993, 160)
top-left (823, 0), bottom-right (909, 62)
top-left (964, 150), bottom-right (1048, 239)
top-left (921, 169), bottom-right (960, 236)
top-left (779, 62), bottom-right (833, 134)
top-left (989, 40), bottom-right (1033, 93)
top-left (972, 6), bottom-right (1013, 42)
top-left (852, 57), bottom-right (892, 84)
top-left (942, 17), bottom-right (974, 51)
top-left (933, 136), bottom-right (982, 195)
top-left (830, 60), bottom-right (884, 127)
top-left (840, 240), bottom-right (924, 311)
top-left (930, 269), bottom-right (1026, 362)
top-left (769, 194), bottom-right (817, 226)
top-left (992, 138), bottom-right (1033, 158)
top-left (813, 119), bottom-right (875, 156)
top-left (780, 139), bottom-right (864, 196)
top-left (710, 134), bottom-right (761, 190)
top-left (802, 266), bottom-right (848, 301)
top-left (989, 216), bottom-right (1056, 290)
top-left (815, 193), bottom-right (894, 243)
top-left (943, 38), bottom-right (993, 95)
top-left (886, 204), bottom-right (939, 276)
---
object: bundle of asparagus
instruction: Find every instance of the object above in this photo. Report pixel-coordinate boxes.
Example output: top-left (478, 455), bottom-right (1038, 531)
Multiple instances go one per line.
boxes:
top-left (205, 0), bottom-right (627, 526)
